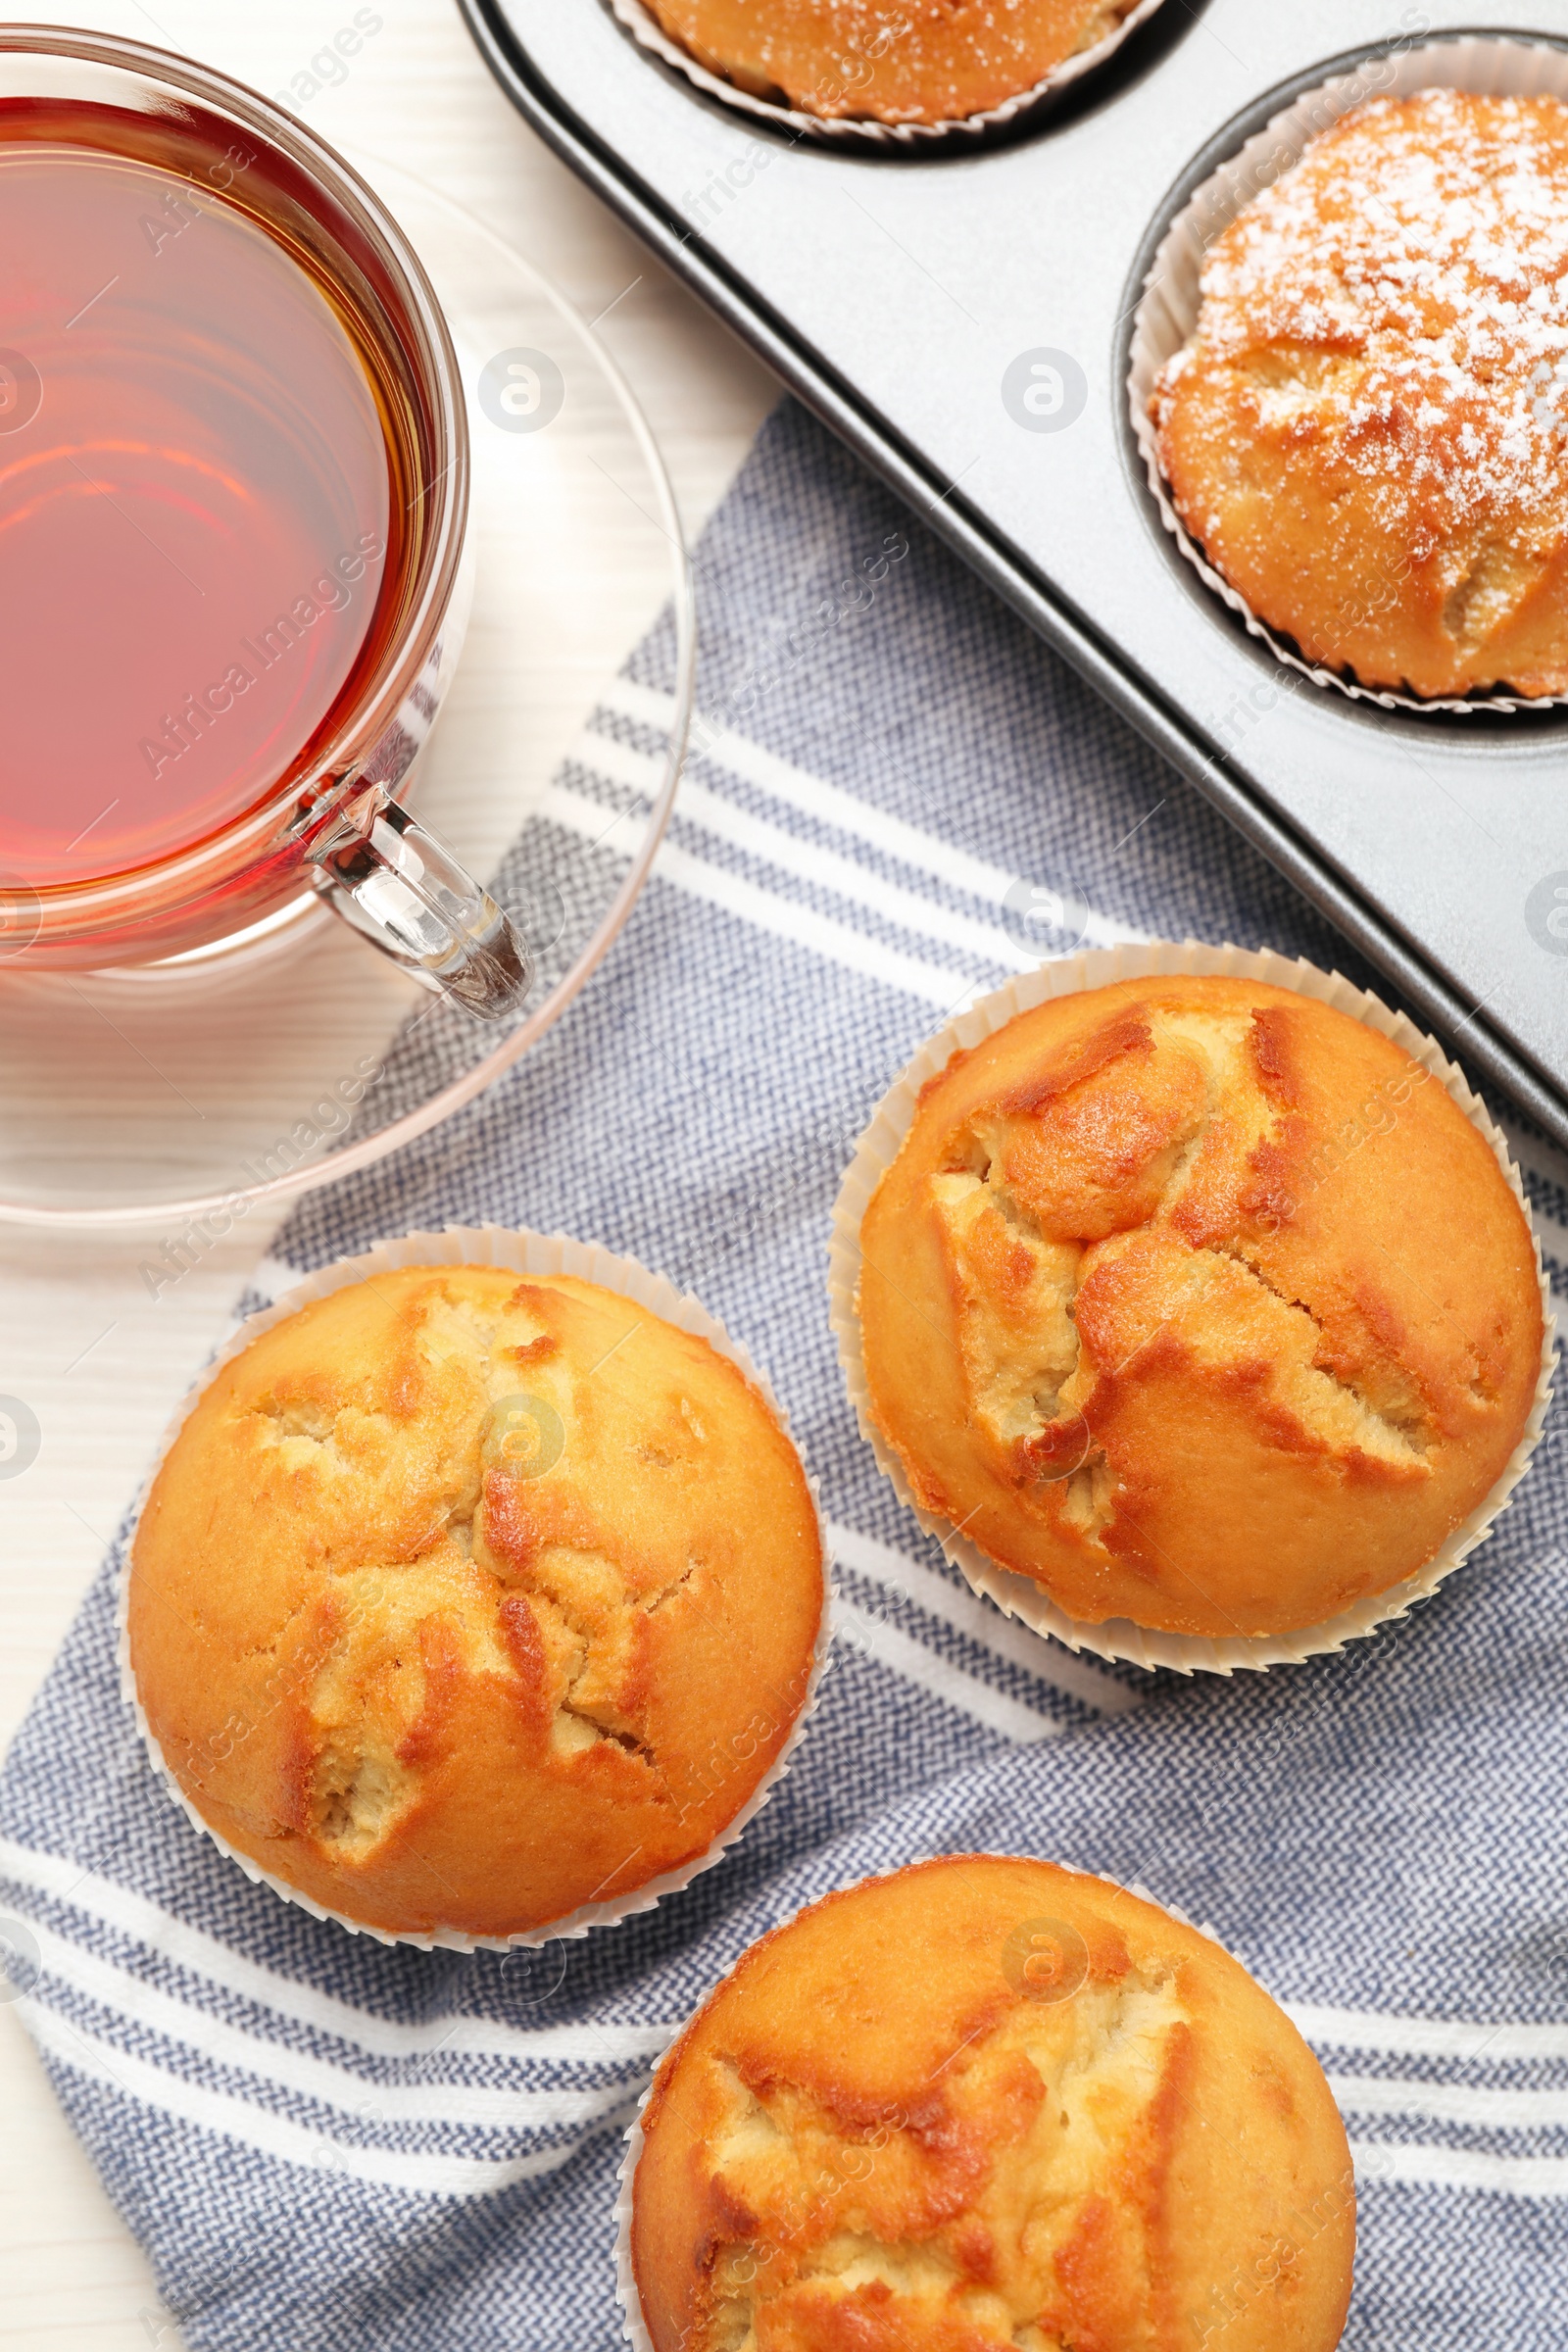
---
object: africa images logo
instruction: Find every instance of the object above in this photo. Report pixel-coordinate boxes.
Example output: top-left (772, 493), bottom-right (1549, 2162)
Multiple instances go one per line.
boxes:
top-left (1002, 349), bottom-right (1088, 435)
top-left (0, 347), bottom-right (42, 434)
top-left (478, 349), bottom-right (565, 435)
top-left (1526, 871), bottom-right (1568, 959)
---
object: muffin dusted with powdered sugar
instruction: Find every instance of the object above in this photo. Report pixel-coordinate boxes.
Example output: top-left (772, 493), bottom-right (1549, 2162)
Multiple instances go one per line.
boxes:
top-left (1152, 89), bottom-right (1568, 698)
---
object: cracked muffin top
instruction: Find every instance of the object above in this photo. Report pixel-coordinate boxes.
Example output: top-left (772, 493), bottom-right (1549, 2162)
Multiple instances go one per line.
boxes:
top-left (631, 1855), bottom-right (1355, 2352)
top-left (1152, 91), bottom-right (1568, 699)
top-left (128, 1264), bottom-right (824, 1940)
top-left (855, 974), bottom-right (1541, 1640)
top-left (638, 0), bottom-right (1140, 124)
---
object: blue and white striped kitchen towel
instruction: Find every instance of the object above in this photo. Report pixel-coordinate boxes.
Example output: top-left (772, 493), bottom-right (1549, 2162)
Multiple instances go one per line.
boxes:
top-left (5, 398), bottom-right (1568, 2351)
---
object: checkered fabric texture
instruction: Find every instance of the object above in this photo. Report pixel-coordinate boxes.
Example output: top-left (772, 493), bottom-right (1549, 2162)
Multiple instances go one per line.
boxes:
top-left (4, 399), bottom-right (1568, 2350)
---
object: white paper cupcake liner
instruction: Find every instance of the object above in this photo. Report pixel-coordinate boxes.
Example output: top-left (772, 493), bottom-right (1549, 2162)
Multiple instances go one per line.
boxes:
top-left (828, 939), bottom-right (1557, 1677)
top-left (609, 0), bottom-right (1169, 147)
top-left (611, 1855), bottom-right (1277, 2352)
top-left (117, 1224), bottom-right (834, 1952)
top-left (614, 2014), bottom-right (684, 2352)
top-left (1130, 33), bottom-right (1568, 715)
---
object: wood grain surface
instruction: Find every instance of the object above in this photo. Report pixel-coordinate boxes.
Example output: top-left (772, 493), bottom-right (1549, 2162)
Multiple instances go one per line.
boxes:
top-left (0, 4), bottom-right (774, 2340)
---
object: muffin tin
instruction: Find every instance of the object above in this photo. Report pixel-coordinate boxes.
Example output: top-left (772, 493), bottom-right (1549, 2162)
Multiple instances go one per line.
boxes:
top-left (460, 0), bottom-right (1568, 1149)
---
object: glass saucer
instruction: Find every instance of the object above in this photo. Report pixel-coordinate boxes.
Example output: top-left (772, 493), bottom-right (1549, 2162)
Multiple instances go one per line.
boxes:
top-left (0, 155), bottom-right (693, 1228)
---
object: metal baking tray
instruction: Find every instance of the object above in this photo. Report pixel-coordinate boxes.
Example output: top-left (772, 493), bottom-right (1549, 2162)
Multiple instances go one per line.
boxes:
top-left (460, 0), bottom-right (1568, 1147)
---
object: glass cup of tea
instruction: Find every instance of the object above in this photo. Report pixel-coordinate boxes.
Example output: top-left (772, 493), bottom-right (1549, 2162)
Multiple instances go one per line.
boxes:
top-left (0, 26), bottom-right (529, 1018)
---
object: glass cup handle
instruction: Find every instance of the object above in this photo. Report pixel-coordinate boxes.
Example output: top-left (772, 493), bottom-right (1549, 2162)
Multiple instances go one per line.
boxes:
top-left (306, 782), bottom-right (532, 1021)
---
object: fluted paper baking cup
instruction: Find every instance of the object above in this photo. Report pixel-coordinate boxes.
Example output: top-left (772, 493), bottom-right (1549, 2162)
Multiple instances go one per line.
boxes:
top-left (609, 0), bottom-right (1168, 147)
top-left (1130, 33), bottom-right (1568, 714)
top-left (612, 1855), bottom-right (1250, 2352)
top-left (118, 1224), bottom-right (833, 1952)
top-left (828, 940), bottom-right (1556, 1676)
top-left (614, 2012), bottom-right (683, 2352)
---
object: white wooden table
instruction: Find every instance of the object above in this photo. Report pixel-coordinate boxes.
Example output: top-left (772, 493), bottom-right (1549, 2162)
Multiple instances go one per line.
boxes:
top-left (0, 4), bottom-right (774, 2339)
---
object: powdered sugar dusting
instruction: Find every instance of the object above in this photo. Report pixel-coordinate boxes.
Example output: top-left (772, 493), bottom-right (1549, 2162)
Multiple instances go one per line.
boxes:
top-left (1152, 88), bottom-right (1568, 695)
top-left (1178, 89), bottom-right (1568, 530)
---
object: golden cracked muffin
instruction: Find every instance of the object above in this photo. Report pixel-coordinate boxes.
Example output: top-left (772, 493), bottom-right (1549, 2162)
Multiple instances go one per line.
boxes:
top-left (128, 1264), bottom-right (824, 1939)
top-left (1152, 90), bottom-right (1568, 698)
top-left (855, 975), bottom-right (1542, 1640)
top-left (631, 1856), bottom-right (1355, 2352)
top-left (641, 0), bottom-right (1140, 123)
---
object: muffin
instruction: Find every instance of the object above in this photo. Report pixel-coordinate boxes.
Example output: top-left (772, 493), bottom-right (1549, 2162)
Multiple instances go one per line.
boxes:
top-left (855, 974), bottom-right (1543, 1641)
top-left (638, 0), bottom-right (1143, 124)
top-left (128, 1263), bottom-right (824, 1940)
top-left (1152, 89), bottom-right (1568, 699)
top-left (630, 1856), bottom-right (1355, 2352)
